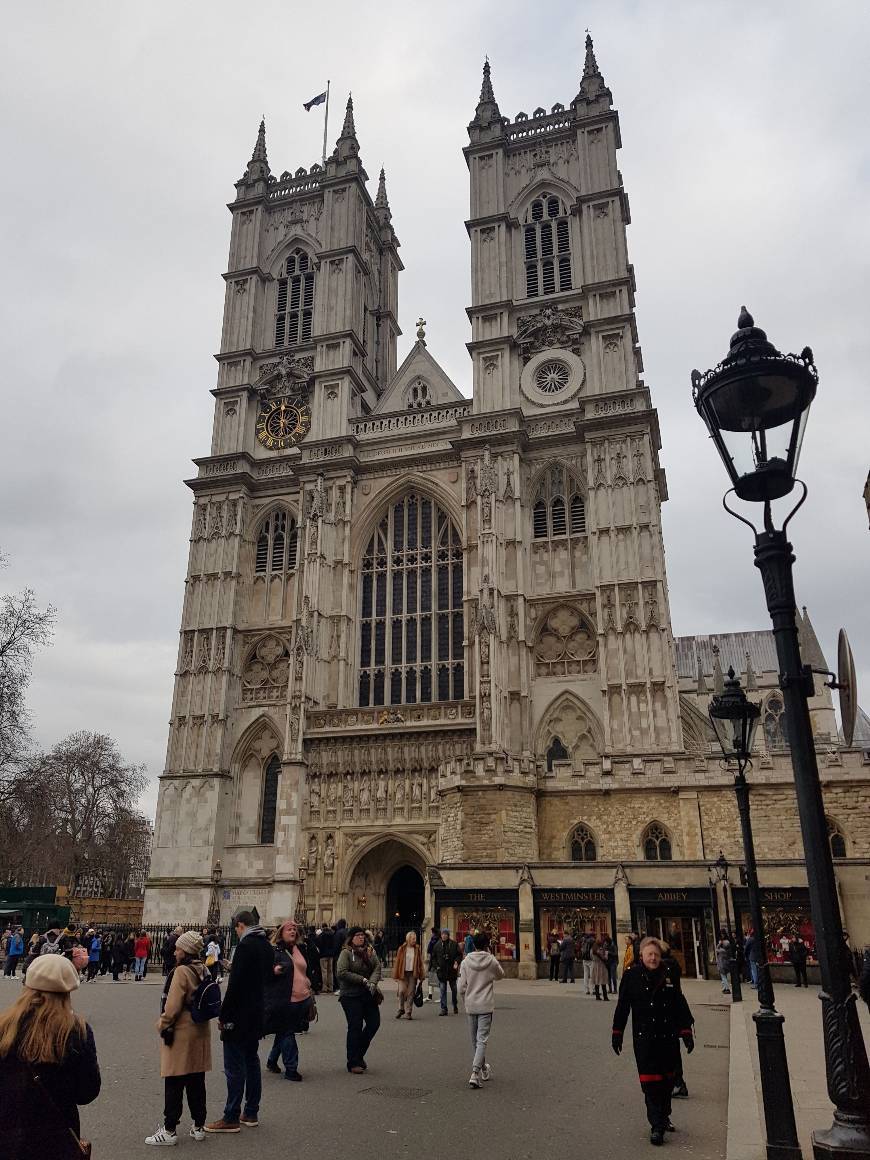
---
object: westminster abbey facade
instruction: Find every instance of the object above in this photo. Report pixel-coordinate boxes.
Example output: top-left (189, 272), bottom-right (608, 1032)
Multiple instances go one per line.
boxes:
top-left (145, 42), bottom-right (870, 978)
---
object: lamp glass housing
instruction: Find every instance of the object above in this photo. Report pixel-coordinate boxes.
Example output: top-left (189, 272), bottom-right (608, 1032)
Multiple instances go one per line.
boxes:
top-left (708, 669), bottom-right (761, 765)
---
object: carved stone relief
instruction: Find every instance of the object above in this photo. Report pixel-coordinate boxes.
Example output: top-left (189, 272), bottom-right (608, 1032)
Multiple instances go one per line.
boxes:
top-left (534, 605), bottom-right (597, 676)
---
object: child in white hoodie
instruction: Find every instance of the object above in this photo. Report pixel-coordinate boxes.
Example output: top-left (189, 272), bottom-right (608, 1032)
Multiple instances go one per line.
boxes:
top-left (457, 930), bottom-right (505, 1088)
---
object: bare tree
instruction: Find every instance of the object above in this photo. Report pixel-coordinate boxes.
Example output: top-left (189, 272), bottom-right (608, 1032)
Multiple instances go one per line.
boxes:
top-left (0, 554), bottom-right (55, 787)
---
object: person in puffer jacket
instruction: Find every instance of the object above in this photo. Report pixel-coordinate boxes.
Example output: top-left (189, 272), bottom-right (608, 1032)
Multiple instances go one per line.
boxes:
top-left (457, 931), bottom-right (504, 1089)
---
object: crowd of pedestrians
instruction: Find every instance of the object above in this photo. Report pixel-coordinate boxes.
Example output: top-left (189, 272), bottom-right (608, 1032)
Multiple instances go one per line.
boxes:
top-left (1, 911), bottom-right (868, 1154)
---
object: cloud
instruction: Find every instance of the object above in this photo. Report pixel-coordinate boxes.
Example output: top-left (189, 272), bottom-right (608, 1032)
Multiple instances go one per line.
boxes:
top-left (2, 0), bottom-right (868, 821)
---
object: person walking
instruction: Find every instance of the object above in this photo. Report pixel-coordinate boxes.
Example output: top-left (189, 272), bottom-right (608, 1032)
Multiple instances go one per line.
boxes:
top-left (133, 930), bottom-right (151, 981)
top-left (0, 953), bottom-right (101, 1159)
top-left (110, 932), bottom-right (128, 982)
top-left (458, 930), bottom-right (504, 1089)
top-left (144, 930), bottom-right (211, 1146)
top-left (332, 919), bottom-right (348, 992)
top-left (715, 936), bottom-right (732, 993)
top-left (316, 924), bottom-right (335, 993)
top-left (591, 934), bottom-right (610, 1000)
top-left (547, 931), bottom-right (561, 982)
top-left (392, 931), bottom-right (425, 1020)
top-left (559, 930), bottom-right (576, 983)
top-left (432, 928), bottom-right (462, 1015)
top-left (205, 910), bottom-right (274, 1134)
top-left (581, 928), bottom-right (596, 994)
top-left (611, 937), bottom-right (695, 1146)
top-left (789, 937), bottom-right (809, 988)
top-left (86, 933), bottom-right (102, 983)
top-left (4, 928), bottom-right (24, 978)
top-left (425, 926), bottom-right (440, 1002)
top-left (337, 926), bottom-right (382, 1073)
top-left (744, 928), bottom-right (763, 989)
top-left (99, 932), bottom-right (113, 977)
top-left (264, 919), bottom-right (316, 1081)
top-left (162, 927), bottom-right (182, 977)
top-left (606, 935), bottom-right (619, 993)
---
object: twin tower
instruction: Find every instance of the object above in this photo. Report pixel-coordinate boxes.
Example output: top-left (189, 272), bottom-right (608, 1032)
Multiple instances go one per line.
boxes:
top-left (144, 41), bottom-right (684, 958)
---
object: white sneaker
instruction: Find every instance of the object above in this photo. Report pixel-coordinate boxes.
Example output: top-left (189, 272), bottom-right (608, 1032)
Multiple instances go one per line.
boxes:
top-left (190, 1125), bottom-right (206, 1142)
top-left (145, 1127), bottom-right (178, 1146)
top-left (480, 1063), bottom-right (492, 1081)
top-left (468, 1071), bottom-right (481, 1089)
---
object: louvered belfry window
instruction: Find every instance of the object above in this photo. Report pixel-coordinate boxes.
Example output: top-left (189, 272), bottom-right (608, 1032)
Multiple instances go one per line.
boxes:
top-left (524, 193), bottom-right (572, 299)
top-left (254, 511), bottom-right (298, 575)
top-left (359, 493), bottom-right (464, 707)
top-left (275, 249), bottom-right (315, 348)
top-left (532, 464), bottom-right (586, 541)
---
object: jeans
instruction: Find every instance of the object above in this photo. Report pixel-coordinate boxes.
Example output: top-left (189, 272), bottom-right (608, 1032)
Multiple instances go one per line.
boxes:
top-left (222, 1036), bottom-right (261, 1123)
top-left (4, 955), bottom-right (21, 977)
top-left (439, 978), bottom-right (458, 1012)
top-left (549, 955), bottom-right (560, 981)
top-left (267, 1029), bottom-right (299, 1075)
top-left (320, 957), bottom-right (333, 992)
top-left (559, 958), bottom-right (574, 982)
top-left (582, 960), bottom-right (594, 990)
top-left (750, 960), bottom-right (760, 987)
top-left (608, 961), bottom-right (618, 992)
top-left (164, 1072), bottom-right (206, 1131)
top-left (339, 994), bottom-right (380, 1069)
top-left (793, 962), bottom-right (808, 987)
top-left (134, 955), bottom-right (148, 979)
top-left (86, 961), bottom-right (99, 981)
top-left (719, 971), bottom-right (731, 989)
top-left (468, 1012), bottom-right (493, 1072)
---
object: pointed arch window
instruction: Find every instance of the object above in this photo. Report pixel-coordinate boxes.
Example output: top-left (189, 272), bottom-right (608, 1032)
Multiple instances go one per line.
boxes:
top-left (275, 249), bottom-right (315, 348)
top-left (255, 511), bottom-right (298, 575)
top-left (532, 463), bottom-right (586, 542)
top-left (763, 692), bottom-right (789, 751)
top-left (642, 822), bottom-right (672, 861)
top-left (524, 192), bottom-right (572, 299)
top-left (827, 817), bottom-right (847, 859)
top-left (570, 823), bottom-right (597, 862)
top-left (546, 736), bottom-right (569, 771)
top-left (406, 378), bottom-right (432, 409)
top-left (359, 493), bottom-right (464, 707)
top-left (259, 755), bottom-right (280, 844)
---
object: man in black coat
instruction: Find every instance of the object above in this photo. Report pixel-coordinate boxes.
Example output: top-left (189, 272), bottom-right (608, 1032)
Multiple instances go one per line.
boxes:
top-left (559, 931), bottom-right (576, 983)
top-left (431, 928), bottom-right (462, 1014)
top-left (332, 919), bottom-right (348, 992)
top-left (205, 910), bottom-right (274, 1134)
top-left (612, 937), bottom-right (694, 1146)
top-left (317, 925), bottom-right (335, 992)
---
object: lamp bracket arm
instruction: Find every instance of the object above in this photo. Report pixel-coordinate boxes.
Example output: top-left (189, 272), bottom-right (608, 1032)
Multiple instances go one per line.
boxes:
top-left (778, 664), bottom-right (816, 697)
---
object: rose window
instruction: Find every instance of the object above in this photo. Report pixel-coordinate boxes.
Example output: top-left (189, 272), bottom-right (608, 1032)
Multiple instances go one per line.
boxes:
top-left (535, 360), bottom-right (571, 394)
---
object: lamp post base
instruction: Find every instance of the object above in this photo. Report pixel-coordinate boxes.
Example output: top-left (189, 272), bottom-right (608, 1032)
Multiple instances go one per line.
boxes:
top-left (812, 1130), bottom-right (870, 1160)
top-left (753, 1007), bottom-right (803, 1160)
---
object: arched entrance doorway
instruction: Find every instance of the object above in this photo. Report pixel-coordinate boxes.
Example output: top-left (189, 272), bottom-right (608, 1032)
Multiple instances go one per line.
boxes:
top-left (344, 837), bottom-right (428, 945)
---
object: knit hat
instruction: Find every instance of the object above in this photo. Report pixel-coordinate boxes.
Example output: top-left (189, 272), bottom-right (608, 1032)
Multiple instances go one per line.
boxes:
top-left (441, 928), bottom-right (450, 934)
top-left (345, 926), bottom-right (366, 942)
top-left (175, 930), bottom-right (204, 957)
top-left (24, 955), bottom-right (80, 994)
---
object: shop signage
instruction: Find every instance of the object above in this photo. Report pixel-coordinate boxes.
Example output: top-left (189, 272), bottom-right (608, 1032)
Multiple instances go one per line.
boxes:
top-left (630, 888), bottom-right (711, 904)
top-left (435, 889), bottom-right (517, 907)
top-left (732, 887), bottom-right (808, 905)
top-left (536, 890), bottom-right (612, 904)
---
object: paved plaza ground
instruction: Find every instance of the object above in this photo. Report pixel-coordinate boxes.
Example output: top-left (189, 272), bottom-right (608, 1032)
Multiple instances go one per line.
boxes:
top-left (45, 976), bottom-right (730, 1157)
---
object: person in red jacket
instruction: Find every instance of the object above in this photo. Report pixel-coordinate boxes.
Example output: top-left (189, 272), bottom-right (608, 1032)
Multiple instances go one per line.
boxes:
top-left (133, 931), bottom-right (152, 981)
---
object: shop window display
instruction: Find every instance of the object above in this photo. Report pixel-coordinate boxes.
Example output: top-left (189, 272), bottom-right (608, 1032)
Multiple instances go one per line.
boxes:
top-left (538, 907), bottom-right (612, 960)
top-left (740, 906), bottom-right (817, 964)
top-left (439, 907), bottom-right (517, 961)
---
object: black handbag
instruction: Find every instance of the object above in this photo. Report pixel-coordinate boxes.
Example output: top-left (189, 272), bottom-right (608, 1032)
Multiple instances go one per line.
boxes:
top-left (413, 981), bottom-right (424, 1008)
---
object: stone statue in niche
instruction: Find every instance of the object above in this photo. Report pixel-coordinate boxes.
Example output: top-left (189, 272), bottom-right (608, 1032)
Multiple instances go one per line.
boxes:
top-left (323, 835), bottom-right (335, 872)
top-left (395, 777), bottom-right (406, 808)
top-left (411, 777), bottom-right (422, 804)
top-left (359, 777), bottom-right (371, 810)
top-left (429, 777), bottom-right (439, 805)
top-left (343, 774), bottom-right (354, 808)
top-left (308, 775), bottom-right (321, 811)
top-left (326, 776), bottom-right (337, 809)
top-left (376, 775), bottom-right (387, 807)
top-left (308, 834), bottom-right (318, 867)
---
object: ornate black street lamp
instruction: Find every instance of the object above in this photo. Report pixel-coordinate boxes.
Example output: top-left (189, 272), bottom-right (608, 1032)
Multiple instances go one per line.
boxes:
top-left (711, 849), bottom-right (742, 1001)
top-left (709, 668), bottom-right (799, 1158)
top-left (206, 860), bottom-right (222, 928)
top-left (694, 310), bottom-right (870, 1160)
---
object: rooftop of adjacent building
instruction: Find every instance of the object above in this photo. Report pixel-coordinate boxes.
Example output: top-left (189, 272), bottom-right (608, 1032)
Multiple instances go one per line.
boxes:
top-left (674, 606), bottom-right (827, 679)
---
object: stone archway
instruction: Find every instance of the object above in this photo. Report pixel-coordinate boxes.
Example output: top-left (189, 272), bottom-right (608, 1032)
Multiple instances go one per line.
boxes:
top-left (344, 837), bottom-right (428, 930)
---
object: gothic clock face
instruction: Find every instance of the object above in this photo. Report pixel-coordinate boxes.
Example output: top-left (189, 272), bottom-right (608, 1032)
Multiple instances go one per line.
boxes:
top-left (256, 397), bottom-right (311, 450)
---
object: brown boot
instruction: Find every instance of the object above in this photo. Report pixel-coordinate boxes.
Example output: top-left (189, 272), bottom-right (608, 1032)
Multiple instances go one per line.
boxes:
top-left (204, 1120), bottom-right (241, 1134)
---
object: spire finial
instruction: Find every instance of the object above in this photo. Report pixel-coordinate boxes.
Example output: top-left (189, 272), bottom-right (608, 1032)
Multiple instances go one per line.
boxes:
top-left (744, 650), bottom-right (758, 692)
top-left (470, 57), bottom-right (501, 130)
top-left (375, 166), bottom-right (391, 221)
top-left (712, 642), bottom-right (725, 695)
top-left (245, 116), bottom-right (270, 181)
top-left (480, 58), bottom-right (495, 104)
top-left (416, 317), bottom-right (427, 345)
top-left (576, 30), bottom-right (612, 107)
top-left (340, 93), bottom-right (356, 141)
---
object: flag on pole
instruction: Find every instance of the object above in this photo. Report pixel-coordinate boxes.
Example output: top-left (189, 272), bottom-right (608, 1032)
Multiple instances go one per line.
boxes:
top-left (303, 91), bottom-right (327, 111)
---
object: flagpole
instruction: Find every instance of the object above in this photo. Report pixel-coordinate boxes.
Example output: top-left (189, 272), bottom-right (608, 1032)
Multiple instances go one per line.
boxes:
top-left (321, 80), bottom-right (330, 167)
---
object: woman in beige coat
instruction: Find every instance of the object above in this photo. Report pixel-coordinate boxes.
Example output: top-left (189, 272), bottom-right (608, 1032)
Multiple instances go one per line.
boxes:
top-left (590, 934), bottom-right (610, 1001)
top-left (145, 930), bottom-right (212, 1146)
top-left (391, 932), bottom-right (425, 1020)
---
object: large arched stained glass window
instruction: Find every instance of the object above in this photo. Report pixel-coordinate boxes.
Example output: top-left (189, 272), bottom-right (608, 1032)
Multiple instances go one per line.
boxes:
top-left (359, 493), bottom-right (464, 707)
top-left (259, 755), bottom-right (280, 844)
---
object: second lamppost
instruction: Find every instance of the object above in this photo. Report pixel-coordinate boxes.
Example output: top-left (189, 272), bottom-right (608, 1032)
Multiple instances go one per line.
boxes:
top-left (709, 667), bottom-right (800, 1160)
top-left (711, 850), bottom-right (742, 1001)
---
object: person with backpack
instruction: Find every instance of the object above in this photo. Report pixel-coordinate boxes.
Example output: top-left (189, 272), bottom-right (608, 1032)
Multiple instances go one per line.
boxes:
top-left (85, 933), bottom-right (102, 983)
top-left (145, 930), bottom-right (212, 1146)
top-left (547, 931), bottom-right (561, 982)
top-left (264, 920), bottom-right (317, 1080)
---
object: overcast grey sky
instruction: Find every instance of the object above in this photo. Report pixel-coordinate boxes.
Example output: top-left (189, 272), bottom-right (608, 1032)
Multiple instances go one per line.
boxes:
top-left (2, 1), bottom-right (868, 817)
